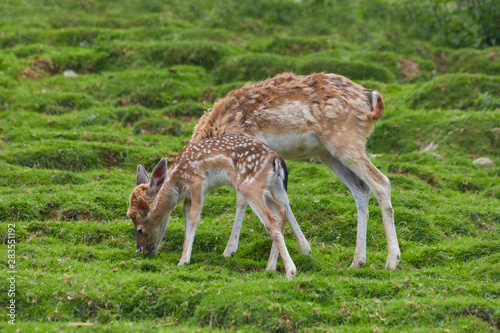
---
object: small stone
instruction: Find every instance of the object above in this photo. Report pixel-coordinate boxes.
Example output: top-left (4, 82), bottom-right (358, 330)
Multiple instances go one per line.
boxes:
top-left (473, 157), bottom-right (494, 166)
top-left (421, 141), bottom-right (438, 152)
top-left (63, 70), bottom-right (78, 77)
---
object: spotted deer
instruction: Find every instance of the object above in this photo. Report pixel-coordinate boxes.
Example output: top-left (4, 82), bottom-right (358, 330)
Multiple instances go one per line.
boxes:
top-left (190, 72), bottom-right (400, 270)
top-left (127, 135), bottom-right (311, 278)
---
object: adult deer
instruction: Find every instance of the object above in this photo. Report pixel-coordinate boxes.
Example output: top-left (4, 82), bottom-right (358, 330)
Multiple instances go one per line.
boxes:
top-left (192, 72), bottom-right (400, 270)
top-left (127, 135), bottom-right (308, 278)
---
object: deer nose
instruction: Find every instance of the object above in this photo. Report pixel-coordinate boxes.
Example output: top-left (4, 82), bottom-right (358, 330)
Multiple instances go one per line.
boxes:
top-left (136, 246), bottom-right (143, 253)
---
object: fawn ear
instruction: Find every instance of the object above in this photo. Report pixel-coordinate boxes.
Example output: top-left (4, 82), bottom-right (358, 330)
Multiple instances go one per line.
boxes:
top-left (149, 158), bottom-right (168, 194)
top-left (136, 165), bottom-right (150, 186)
top-left (137, 196), bottom-right (150, 217)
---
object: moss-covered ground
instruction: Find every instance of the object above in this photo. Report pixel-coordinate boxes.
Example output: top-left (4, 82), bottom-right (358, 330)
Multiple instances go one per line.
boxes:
top-left (0, 0), bottom-right (499, 332)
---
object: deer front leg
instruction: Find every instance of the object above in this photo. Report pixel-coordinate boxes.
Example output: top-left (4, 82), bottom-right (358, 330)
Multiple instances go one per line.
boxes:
top-left (183, 197), bottom-right (191, 231)
top-left (178, 191), bottom-right (204, 266)
top-left (223, 193), bottom-right (247, 257)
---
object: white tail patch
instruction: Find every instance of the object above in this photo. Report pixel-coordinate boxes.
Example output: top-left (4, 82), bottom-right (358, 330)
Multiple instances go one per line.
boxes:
top-left (274, 158), bottom-right (285, 181)
top-left (372, 90), bottom-right (378, 110)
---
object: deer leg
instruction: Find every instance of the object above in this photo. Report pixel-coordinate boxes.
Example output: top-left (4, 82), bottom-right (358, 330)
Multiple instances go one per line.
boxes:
top-left (326, 149), bottom-right (400, 270)
top-left (183, 198), bottom-right (191, 230)
top-left (178, 191), bottom-right (204, 266)
top-left (271, 180), bottom-right (312, 255)
top-left (244, 191), bottom-right (296, 278)
top-left (319, 152), bottom-right (370, 268)
top-left (223, 193), bottom-right (247, 257)
top-left (264, 195), bottom-right (285, 271)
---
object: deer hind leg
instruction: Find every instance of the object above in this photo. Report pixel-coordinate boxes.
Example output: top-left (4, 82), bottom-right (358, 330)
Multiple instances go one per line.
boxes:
top-left (319, 152), bottom-right (370, 268)
top-left (178, 190), bottom-right (204, 266)
top-left (242, 190), bottom-right (297, 278)
top-left (270, 178), bottom-right (312, 255)
top-left (324, 147), bottom-right (400, 270)
top-left (263, 195), bottom-right (286, 272)
top-left (223, 193), bottom-right (248, 257)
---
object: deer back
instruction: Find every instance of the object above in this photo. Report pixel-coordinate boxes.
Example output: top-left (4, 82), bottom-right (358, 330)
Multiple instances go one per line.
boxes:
top-left (192, 72), bottom-right (383, 144)
top-left (169, 135), bottom-right (285, 193)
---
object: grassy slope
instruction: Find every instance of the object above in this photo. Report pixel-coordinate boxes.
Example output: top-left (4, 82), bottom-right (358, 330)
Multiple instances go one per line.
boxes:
top-left (0, 0), bottom-right (499, 332)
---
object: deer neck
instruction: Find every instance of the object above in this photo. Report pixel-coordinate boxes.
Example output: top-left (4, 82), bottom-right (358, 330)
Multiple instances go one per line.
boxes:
top-left (148, 177), bottom-right (181, 223)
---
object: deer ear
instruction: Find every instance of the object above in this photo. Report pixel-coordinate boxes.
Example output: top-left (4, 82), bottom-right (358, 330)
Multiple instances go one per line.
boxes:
top-left (136, 165), bottom-right (150, 186)
top-left (137, 196), bottom-right (150, 217)
top-left (149, 158), bottom-right (168, 194)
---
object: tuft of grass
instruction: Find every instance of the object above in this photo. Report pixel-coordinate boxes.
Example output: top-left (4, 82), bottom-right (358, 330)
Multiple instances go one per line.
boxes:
top-left (297, 54), bottom-right (396, 83)
top-left (214, 53), bottom-right (297, 83)
top-left (436, 47), bottom-right (500, 76)
top-left (406, 73), bottom-right (500, 111)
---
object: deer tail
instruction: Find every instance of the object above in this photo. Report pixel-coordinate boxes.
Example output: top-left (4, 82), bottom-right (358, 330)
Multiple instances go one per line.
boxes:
top-left (366, 90), bottom-right (385, 121)
top-left (274, 156), bottom-right (288, 192)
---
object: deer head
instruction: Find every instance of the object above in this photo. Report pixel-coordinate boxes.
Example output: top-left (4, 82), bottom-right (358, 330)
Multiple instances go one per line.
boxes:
top-left (127, 158), bottom-right (168, 255)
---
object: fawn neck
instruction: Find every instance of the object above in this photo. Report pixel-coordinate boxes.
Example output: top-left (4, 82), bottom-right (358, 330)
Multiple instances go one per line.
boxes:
top-left (148, 180), bottom-right (181, 223)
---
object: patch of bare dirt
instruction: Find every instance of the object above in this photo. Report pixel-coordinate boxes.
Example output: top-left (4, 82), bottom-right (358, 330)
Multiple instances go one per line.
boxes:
top-left (488, 50), bottom-right (498, 64)
top-left (397, 58), bottom-right (421, 82)
top-left (20, 57), bottom-right (58, 80)
top-left (435, 51), bottom-right (447, 73)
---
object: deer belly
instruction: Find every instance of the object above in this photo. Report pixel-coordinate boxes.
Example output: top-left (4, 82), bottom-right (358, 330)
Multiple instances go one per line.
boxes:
top-left (260, 132), bottom-right (322, 160)
top-left (202, 168), bottom-right (234, 194)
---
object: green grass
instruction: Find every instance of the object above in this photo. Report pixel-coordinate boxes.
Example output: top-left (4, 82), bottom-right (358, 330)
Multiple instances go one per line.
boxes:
top-left (0, 0), bottom-right (499, 332)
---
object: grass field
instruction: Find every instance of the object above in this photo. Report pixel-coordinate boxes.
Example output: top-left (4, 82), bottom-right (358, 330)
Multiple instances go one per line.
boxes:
top-left (0, 0), bottom-right (499, 331)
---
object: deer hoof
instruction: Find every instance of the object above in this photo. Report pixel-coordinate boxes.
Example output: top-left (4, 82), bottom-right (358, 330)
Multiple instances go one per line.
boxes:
top-left (350, 258), bottom-right (366, 269)
top-left (385, 253), bottom-right (400, 270)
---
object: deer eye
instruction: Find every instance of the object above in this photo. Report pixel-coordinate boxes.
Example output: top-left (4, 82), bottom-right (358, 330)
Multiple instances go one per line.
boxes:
top-left (137, 228), bottom-right (143, 234)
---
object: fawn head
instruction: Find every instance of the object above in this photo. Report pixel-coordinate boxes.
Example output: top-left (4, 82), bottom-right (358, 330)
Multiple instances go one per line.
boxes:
top-left (127, 158), bottom-right (168, 255)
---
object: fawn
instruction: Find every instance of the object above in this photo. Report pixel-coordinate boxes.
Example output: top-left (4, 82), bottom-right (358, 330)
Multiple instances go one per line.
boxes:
top-left (127, 135), bottom-right (310, 278)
